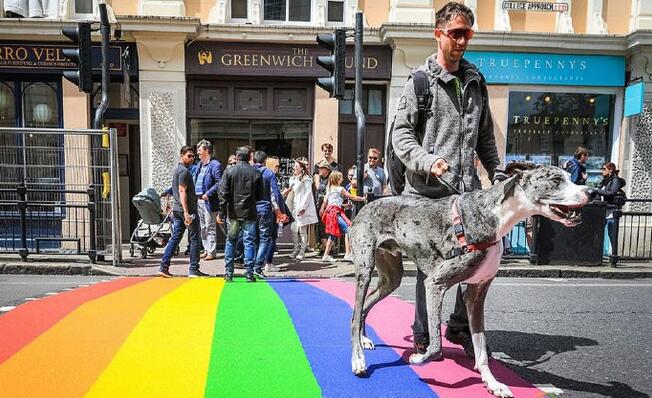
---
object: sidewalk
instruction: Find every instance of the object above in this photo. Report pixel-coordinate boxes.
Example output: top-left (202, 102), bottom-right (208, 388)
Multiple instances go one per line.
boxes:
top-left (2, 248), bottom-right (652, 279)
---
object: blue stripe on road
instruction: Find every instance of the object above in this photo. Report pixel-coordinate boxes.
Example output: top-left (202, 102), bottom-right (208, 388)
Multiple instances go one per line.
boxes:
top-left (270, 280), bottom-right (438, 398)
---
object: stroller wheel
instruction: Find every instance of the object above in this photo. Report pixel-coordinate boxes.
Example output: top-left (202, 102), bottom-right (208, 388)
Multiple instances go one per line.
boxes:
top-left (129, 245), bottom-right (135, 257)
top-left (140, 248), bottom-right (147, 259)
top-left (147, 246), bottom-right (156, 254)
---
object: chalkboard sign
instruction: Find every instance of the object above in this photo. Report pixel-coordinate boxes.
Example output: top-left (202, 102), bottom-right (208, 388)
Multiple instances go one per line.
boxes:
top-left (277, 157), bottom-right (295, 189)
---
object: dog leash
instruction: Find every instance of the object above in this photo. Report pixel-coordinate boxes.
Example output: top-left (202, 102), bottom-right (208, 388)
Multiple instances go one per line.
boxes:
top-left (435, 172), bottom-right (462, 195)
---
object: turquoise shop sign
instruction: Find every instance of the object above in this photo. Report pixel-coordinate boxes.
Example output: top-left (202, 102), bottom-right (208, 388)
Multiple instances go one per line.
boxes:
top-left (465, 51), bottom-right (624, 87)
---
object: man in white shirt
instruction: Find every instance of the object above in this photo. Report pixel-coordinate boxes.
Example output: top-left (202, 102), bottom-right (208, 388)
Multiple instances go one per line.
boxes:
top-left (363, 147), bottom-right (387, 201)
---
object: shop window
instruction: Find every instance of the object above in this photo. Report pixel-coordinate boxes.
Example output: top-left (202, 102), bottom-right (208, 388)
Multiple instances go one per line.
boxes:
top-left (0, 82), bottom-right (18, 187)
top-left (92, 82), bottom-right (139, 109)
top-left (73, 0), bottom-right (96, 17)
top-left (231, 0), bottom-right (247, 18)
top-left (328, 0), bottom-right (344, 22)
top-left (273, 88), bottom-right (307, 113)
top-left (506, 91), bottom-right (614, 186)
top-left (199, 88), bottom-right (228, 112)
top-left (264, 0), bottom-right (311, 22)
top-left (339, 86), bottom-right (385, 116)
top-left (368, 89), bottom-right (383, 115)
top-left (235, 88), bottom-right (266, 111)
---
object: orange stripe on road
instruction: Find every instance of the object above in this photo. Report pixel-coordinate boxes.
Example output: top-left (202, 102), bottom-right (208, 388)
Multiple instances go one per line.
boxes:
top-left (0, 278), bottom-right (186, 398)
top-left (0, 277), bottom-right (148, 364)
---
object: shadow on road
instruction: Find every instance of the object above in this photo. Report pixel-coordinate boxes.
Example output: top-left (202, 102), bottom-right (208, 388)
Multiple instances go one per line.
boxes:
top-left (486, 330), bottom-right (650, 398)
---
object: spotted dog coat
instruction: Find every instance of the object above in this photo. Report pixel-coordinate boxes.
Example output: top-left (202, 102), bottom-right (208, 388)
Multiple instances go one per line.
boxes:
top-left (349, 165), bottom-right (592, 398)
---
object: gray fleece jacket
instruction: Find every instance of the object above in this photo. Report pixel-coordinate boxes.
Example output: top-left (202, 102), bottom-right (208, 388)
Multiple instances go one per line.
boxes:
top-left (392, 56), bottom-right (499, 198)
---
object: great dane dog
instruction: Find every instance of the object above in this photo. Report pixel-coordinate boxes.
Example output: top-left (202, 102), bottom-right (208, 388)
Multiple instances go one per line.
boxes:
top-left (349, 164), bottom-right (592, 397)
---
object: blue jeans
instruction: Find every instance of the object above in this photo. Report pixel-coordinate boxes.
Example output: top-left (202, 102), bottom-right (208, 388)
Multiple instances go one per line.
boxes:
top-left (265, 222), bottom-right (278, 264)
top-left (224, 219), bottom-right (256, 276)
top-left (328, 215), bottom-right (350, 241)
top-left (160, 211), bottom-right (200, 273)
top-left (255, 211), bottom-right (274, 271)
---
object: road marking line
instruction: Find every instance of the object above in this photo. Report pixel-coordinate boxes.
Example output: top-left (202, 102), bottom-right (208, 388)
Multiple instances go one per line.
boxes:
top-left (534, 384), bottom-right (564, 395)
top-left (493, 282), bottom-right (652, 287)
top-left (45, 292), bottom-right (58, 296)
top-left (0, 306), bottom-right (16, 312)
top-left (23, 298), bottom-right (38, 301)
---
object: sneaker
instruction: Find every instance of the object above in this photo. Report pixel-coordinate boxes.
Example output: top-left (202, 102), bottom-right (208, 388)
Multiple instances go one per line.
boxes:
top-left (343, 253), bottom-right (353, 262)
top-left (245, 273), bottom-right (256, 283)
top-left (158, 268), bottom-right (174, 278)
top-left (445, 328), bottom-right (490, 358)
top-left (265, 263), bottom-right (280, 272)
top-left (253, 269), bottom-right (267, 279)
top-left (414, 334), bottom-right (429, 355)
top-left (203, 254), bottom-right (216, 261)
top-left (295, 252), bottom-right (305, 261)
top-left (188, 270), bottom-right (209, 278)
top-left (288, 250), bottom-right (299, 259)
top-left (321, 255), bottom-right (336, 263)
top-left (224, 273), bottom-right (233, 282)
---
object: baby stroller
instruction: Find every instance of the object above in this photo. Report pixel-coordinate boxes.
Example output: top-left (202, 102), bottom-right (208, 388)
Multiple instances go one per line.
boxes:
top-left (129, 187), bottom-right (177, 258)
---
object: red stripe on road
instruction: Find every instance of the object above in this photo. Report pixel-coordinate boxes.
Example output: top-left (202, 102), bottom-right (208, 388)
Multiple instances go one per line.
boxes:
top-left (306, 279), bottom-right (543, 398)
top-left (0, 277), bottom-right (148, 364)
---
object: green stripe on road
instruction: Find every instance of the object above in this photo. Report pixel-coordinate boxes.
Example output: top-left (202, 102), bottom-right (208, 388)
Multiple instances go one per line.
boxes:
top-left (204, 280), bottom-right (321, 398)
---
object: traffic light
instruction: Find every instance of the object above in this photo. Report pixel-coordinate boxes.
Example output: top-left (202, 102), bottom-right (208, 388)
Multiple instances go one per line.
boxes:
top-left (62, 22), bottom-right (93, 93)
top-left (316, 29), bottom-right (346, 99)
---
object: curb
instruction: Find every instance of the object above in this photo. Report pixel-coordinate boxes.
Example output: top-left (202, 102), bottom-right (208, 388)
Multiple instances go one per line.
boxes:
top-left (334, 267), bottom-right (652, 279)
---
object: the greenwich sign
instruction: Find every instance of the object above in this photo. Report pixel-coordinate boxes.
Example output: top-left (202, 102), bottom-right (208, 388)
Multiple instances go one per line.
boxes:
top-left (465, 51), bottom-right (624, 87)
top-left (0, 43), bottom-right (124, 72)
top-left (186, 42), bottom-right (392, 80)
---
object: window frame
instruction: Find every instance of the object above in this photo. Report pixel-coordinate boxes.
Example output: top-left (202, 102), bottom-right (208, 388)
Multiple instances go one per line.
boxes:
top-left (263, 0), bottom-right (313, 24)
top-left (326, 0), bottom-right (345, 23)
top-left (229, 0), bottom-right (249, 22)
top-left (71, 0), bottom-right (97, 19)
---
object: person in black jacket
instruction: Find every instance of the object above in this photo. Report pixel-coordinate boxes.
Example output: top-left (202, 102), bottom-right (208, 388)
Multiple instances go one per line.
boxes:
top-left (217, 146), bottom-right (264, 282)
top-left (595, 162), bottom-right (626, 254)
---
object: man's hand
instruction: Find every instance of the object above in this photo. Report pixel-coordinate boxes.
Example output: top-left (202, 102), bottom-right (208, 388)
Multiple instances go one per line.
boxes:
top-left (277, 213), bottom-right (289, 224)
top-left (184, 212), bottom-right (193, 226)
top-left (201, 194), bottom-right (209, 201)
top-left (216, 214), bottom-right (224, 224)
top-left (430, 158), bottom-right (449, 177)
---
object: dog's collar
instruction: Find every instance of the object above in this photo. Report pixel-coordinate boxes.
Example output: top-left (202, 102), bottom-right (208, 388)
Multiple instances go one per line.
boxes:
top-left (446, 197), bottom-right (499, 259)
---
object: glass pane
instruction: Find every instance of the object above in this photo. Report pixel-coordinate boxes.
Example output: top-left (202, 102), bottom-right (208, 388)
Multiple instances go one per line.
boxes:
top-left (75, 0), bottom-right (93, 14)
top-left (199, 88), bottom-right (228, 111)
top-left (23, 82), bottom-right (59, 128)
top-left (191, 119), bottom-right (250, 164)
top-left (274, 88), bottom-right (307, 112)
top-left (92, 82), bottom-right (139, 109)
top-left (368, 89), bottom-right (383, 115)
top-left (339, 88), bottom-right (354, 114)
top-left (289, 0), bottom-right (311, 21)
top-left (506, 91), bottom-right (613, 187)
top-left (0, 82), bottom-right (18, 190)
top-left (328, 1), bottom-right (344, 22)
top-left (264, 0), bottom-right (286, 20)
top-left (235, 88), bottom-right (266, 111)
top-left (252, 121), bottom-right (310, 188)
top-left (232, 0), bottom-right (247, 18)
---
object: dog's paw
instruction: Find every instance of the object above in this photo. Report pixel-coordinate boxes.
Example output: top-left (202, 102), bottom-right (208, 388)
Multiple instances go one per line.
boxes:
top-left (351, 356), bottom-right (367, 377)
top-left (486, 381), bottom-right (513, 398)
top-left (361, 335), bottom-right (375, 350)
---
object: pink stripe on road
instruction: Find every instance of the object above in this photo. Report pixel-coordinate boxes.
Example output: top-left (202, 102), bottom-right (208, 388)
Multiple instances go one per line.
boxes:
top-left (305, 279), bottom-right (544, 398)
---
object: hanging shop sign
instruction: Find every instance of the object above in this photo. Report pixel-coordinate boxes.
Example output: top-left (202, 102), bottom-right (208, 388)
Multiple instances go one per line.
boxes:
top-left (186, 42), bottom-right (392, 80)
top-left (465, 51), bottom-right (625, 87)
top-left (502, 1), bottom-right (569, 12)
top-left (624, 81), bottom-right (645, 117)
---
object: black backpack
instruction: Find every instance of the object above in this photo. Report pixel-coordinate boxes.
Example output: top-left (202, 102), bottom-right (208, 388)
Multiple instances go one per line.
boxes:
top-left (386, 70), bottom-right (432, 195)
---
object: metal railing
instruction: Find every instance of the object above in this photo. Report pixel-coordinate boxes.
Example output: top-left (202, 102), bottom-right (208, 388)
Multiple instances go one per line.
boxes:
top-left (0, 127), bottom-right (121, 265)
top-left (610, 198), bottom-right (652, 267)
top-left (0, 183), bottom-right (96, 262)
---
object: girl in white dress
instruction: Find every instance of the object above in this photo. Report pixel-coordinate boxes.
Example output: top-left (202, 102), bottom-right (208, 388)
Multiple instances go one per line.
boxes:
top-left (283, 157), bottom-right (318, 260)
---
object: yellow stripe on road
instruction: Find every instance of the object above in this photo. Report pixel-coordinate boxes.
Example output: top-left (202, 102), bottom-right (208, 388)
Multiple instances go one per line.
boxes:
top-left (85, 278), bottom-right (225, 398)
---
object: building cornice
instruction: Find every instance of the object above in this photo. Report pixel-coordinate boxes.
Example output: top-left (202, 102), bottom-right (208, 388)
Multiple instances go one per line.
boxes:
top-left (379, 24), bottom-right (627, 55)
top-left (197, 23), bottom-right (383, 45)
top-left (625, 30), bottom-right (652, 54)
top-left (116, 15), bottom-right (200, 34)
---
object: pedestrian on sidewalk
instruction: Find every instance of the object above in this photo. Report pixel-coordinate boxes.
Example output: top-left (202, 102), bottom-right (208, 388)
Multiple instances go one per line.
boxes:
top-left (263, 156), bottom-right (287, 272)
top-left (252, 151), bottom-right (288, 278)
top-left (363, 148), bottom-right (388, 202)
top-left (283, 157), bottom-right (318, 261)
top-left (565, 146), bottom-right (590, 185)
top-left (194, 140), bottom-right (223, 261)
top-left (596, 162), bottom-right (627, 254)
top-left (314, 160), bottom-right (332, 255)
top-left (319, 170), bottom-right (366, 263)
top-left (391, 1), bottom-right (500, 357)
top-left (313, 143), bottom-right (341, 191)
top-left (217, 146), bottom-right (263, 283)
top-left (158, 146), bottom-right (208, 278)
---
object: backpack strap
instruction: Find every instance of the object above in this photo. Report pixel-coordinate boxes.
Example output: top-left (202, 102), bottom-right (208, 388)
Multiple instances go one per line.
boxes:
top-left (411, 70), bottom-right (432, 145)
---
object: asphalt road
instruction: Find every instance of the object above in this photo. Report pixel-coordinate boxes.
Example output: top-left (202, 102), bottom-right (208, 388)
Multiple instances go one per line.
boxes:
top-left (1, 275), bottom-right (650, 397)
top-left (387, 277), bottom-right (652, 398)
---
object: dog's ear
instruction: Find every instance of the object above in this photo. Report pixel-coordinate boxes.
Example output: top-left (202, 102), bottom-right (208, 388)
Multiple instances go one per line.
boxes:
top-left (501, 175), bottom-right (521, 201)
top-left (504, 161), bottom-right (538, 177)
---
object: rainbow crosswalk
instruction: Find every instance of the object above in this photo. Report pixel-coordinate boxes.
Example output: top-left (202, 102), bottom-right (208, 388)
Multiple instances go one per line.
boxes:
top-left (0, 278), bottom-right (544, 398)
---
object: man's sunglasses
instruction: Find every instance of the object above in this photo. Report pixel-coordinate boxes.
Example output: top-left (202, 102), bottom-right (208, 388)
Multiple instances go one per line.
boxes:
top-left (439, 28), bottom-right (474, 41)
top-left (368, 156), bottom-right (378, 160)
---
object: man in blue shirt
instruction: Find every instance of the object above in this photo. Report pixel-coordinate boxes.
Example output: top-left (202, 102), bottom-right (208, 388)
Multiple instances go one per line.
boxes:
top-left (252, 150), bottom-right (288, 279)
top-left (193, 140), bottom-right (223, 261)
top-left (363, 147), bottom-right (388, 201)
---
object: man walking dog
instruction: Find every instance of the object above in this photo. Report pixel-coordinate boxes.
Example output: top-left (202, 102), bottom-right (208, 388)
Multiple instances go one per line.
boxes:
top-left (391, 1), bottom-right (500, 357)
